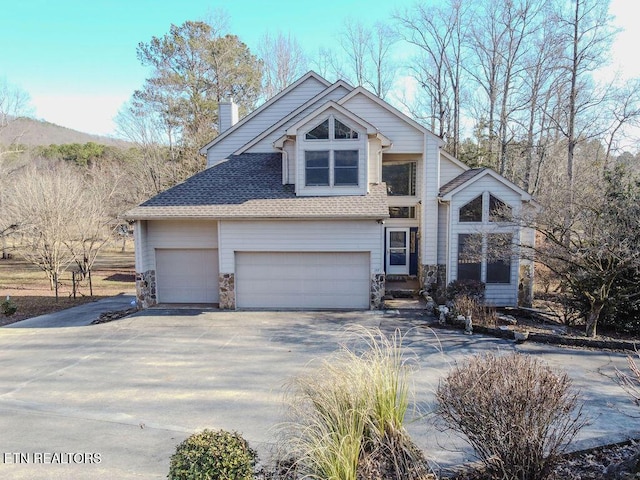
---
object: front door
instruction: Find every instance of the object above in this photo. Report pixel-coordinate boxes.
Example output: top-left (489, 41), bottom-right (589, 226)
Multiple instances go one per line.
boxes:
top-left (386, 228), bottom-right (410, 275)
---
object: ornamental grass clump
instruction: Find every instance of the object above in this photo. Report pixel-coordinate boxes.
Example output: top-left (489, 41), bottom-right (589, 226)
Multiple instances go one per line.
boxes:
top-left (436, 352), bottom-right (586, 480)
top-left (168, 429), bottom-right (256, 480)
top-left (282, 327), bottom-right (433, 480)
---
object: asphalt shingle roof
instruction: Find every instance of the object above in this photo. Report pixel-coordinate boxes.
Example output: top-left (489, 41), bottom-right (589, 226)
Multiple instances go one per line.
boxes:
top-left (124, 153), bottom-right (389, 220)
top-left (438, 168), bottom-right (486, 197)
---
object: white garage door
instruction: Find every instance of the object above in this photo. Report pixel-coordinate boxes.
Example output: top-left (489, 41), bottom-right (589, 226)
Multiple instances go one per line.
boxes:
top-left (235, 252), bottom-right (370, 309)
top-left (156, 249), bottom-right (219, 303)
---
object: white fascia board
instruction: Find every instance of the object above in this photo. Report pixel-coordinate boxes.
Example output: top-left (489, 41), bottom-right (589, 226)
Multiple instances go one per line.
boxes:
top-left (338, 87), bottom-right (444, 146)
top-left (285, 101), bottom-right (378, 136)
top-left (439, 169), bottom-right (533, 202)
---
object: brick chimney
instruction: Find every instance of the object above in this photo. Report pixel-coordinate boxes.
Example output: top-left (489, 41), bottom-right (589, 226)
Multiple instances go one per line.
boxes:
top-left (219, 100), bottom-right (239, 133)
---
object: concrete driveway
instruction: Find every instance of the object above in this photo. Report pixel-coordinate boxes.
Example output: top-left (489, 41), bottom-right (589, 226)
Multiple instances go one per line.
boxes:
top-left (0, 309), bottom-right (638, 479)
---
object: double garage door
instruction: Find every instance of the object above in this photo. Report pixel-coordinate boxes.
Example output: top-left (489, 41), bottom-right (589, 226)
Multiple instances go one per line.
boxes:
top-left (155, 250), bottom-right (370, 309)
top-left (236, 252), bottom-right (370, 309)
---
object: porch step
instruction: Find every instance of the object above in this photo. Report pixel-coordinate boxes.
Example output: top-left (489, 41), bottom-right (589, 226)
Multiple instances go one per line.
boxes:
top-left (385, 276), bottom-right (421, 299)
top-left (385, 288), bottom-right (420, 299)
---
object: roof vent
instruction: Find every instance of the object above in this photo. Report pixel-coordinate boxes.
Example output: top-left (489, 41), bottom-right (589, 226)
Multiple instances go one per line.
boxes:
top-left (219, 100), bottom-right (239, 133)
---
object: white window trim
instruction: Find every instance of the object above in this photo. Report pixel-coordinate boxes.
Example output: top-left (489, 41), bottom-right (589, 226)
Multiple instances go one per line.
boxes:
top-left (458, 191), bottom-right (514, 225)
top-left (304, 149), bottom-right (358, 187)
top-left (304, 115), bottom-right (360, 142)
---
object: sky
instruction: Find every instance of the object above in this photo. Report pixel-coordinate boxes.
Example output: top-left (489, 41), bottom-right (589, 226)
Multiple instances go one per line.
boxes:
top-left (0, 0), bottom-right (637, 138)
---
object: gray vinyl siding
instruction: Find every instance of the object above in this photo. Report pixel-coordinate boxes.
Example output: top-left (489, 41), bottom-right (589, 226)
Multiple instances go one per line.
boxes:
top-left (448, 175), bottom-right (523, 306)
top-left (138, 220), bottom-right (218, 272)
top-left (440, 155), bottom-right (467, 187)
top-left (421, 134), bottom-right (440, 265)
top-left (437, 202), bottom-right (449, 265)
top-left (246, 85), bottom-right (352, 153)
top-left (206, 76), bottom-right (328, 165)
top-left (218, 219), bottom-right (384, 275)
top-left (341, 93), bottom-right (425, 153)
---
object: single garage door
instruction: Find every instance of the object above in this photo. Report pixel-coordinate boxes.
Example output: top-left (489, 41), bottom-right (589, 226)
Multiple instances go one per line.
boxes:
top-left (235, 252), bottom-right (370, 309)
top-left (156, 249), bottom-right (219, 303)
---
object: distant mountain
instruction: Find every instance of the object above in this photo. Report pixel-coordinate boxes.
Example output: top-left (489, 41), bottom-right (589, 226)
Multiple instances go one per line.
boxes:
top-left (0, 117), bottom-right (128, 147)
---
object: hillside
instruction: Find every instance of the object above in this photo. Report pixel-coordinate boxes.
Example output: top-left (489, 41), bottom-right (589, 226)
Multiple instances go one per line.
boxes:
top-left (0, 117), bottom-right (128, 147)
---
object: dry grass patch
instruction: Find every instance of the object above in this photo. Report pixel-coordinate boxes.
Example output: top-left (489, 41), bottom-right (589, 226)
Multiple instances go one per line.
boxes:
top-left (0, 244), bottom-right (134, 325)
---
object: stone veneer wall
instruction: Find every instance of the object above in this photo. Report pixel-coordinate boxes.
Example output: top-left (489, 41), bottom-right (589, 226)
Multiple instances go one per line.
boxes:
top-left (219, 273), bottom-right (235, 309)
top-left (370, 273), bottom-right (385, 309)
top-left (136, 270), bottom-right (156, 308)
top-left (419, 264), bottom-right (447, 302)
top-left (518, 264), bottom-right (533, 307)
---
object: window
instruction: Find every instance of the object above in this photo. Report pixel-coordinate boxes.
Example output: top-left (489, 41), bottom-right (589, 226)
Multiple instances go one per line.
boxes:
top-left (305, 151), bottom-right (330, 185)
top-left (302, 116), bottom-right (361, 188)
top-left (457, 233), bottom-right (513, 284)
top-left (305, 117), bottom-right (359, 140)
top-left (305, 150), bottom-right (359, 187)
top-left (457, 234), bottom-right (482, 282)
top-left (334, 150), bottom-right (358, 185)
top-left (489, 195), bottom-right (512, 222)
top-left (459, 195), bottom-right (483, 222)
top-left (382, 162), bottom-right (416, 196)
top-left (486, 234), bottom-right (512, 283)
top-left (334, 118), bottom-right (358, 139)
top-left (305, 119), bottom-right (329, 140)
top-left (389, 206), bottom-right (416, 218)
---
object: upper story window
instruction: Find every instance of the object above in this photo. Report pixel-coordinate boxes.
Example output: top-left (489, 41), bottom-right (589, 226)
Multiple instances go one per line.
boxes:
top-left (305, 119), bottom-right (329, 140)
top-left (305, 150), bottom-right (358, 187)
top-left (459, 195), bottom-right (483, 222)
top-left (382, 162), bottom-right (416, 196)
top-left (305, 151), bottom-right (330, 185)
top-left (334, 150), bottom-right (358, 185)
top-left (304, 117), bottom-right (359, 141)
top-left (489, 194), bottom-right (513, 222)
top-left (459, 193), bottom-right (511, 223)
top-left (302, 115), bottom-right (362, 189)
top-left (334, 119), bottom-right (358, 139)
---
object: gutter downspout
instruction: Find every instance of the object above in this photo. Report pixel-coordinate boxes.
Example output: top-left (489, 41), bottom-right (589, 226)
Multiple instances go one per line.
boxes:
top-left (274, 140), bottom-right (288, 185)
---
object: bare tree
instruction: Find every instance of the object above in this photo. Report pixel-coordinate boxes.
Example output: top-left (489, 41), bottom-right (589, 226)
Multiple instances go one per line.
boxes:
top-left (600, 78), bottom-right (640, 170)
top-left (339, 18), bottom-right (371, 89)
top-left (259, 31), bottom-right (307, 100)
top-left (395, 0), bottom-right (467, 153)
top-left (551, 0), bottom-right (617, 228)
top-left (115, 100), bottom-right (179, 198)
top-left (0, 78), bottom-right (32, 152)
top-left (7, 163), bottom-right (117, 289)
top-left (333, 19), bottom-right (398, 99)
top-left (7, 164), bottom-right (82, 288)
top-left (363, 22), bottom-right (398, 99)
top-left (522, 164), bottom-right (640, 337)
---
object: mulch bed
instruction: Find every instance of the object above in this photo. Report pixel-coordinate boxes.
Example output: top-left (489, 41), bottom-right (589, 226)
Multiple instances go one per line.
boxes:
top-left (442, 439), bottom-right (640, 479)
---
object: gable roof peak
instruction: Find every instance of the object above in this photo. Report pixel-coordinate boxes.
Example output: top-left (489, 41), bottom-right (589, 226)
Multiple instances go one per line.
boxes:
top-left (200, 70), bottom-right (332, 154)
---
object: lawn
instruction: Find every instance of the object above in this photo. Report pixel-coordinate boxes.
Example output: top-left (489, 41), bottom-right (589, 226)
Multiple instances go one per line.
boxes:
top-left (0, 242), bottom-right (135, 326)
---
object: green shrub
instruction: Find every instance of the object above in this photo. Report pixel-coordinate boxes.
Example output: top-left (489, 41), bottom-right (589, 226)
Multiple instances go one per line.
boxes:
top-left (1, 297), bottom-right (17, 316)
top-left (168, 429), bottom-right (256, 480)
top-left (283, 327), bottom-right (432, 480)
top-left (436, 353), bottom-right (586, 480)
